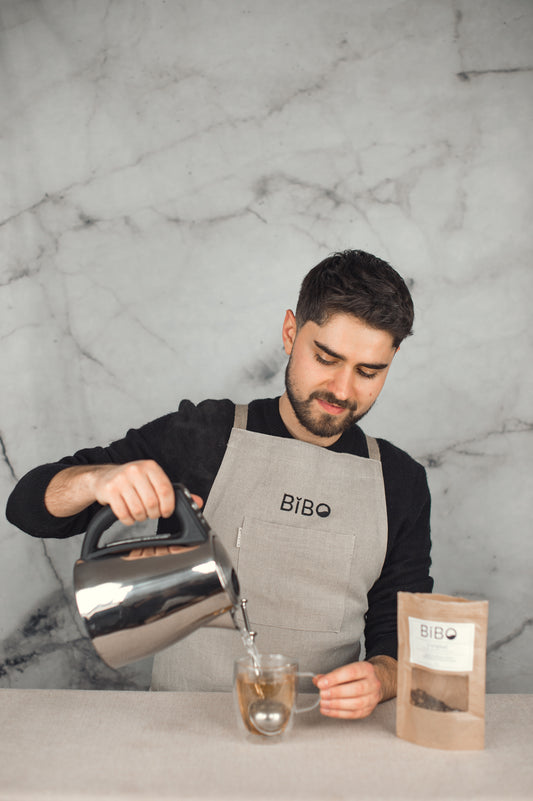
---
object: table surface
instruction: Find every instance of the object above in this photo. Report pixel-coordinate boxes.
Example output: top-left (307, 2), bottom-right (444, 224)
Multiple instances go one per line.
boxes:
top-left (0, 689), bottom-right (532, 801)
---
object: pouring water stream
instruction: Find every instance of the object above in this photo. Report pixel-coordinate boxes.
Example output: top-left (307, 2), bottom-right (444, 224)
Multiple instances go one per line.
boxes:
top-left (235, 598), bottom-right (260, 669)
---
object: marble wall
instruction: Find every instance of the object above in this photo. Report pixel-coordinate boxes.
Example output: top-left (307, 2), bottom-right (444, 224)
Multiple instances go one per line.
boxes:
top-left (1, 0), bottom-right (532, 693)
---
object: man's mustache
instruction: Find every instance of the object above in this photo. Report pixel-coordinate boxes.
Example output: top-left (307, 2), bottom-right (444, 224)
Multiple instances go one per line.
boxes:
top-left (308, 391), bottom-right (357, 412)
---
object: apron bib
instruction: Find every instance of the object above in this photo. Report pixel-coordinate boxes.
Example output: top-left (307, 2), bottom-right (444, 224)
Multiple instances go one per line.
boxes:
top-left (151, 403), bottom-right (387, 691)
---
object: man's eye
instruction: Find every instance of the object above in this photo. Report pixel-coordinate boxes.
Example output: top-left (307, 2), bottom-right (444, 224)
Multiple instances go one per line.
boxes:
top-left (358, 369), bottom-right (377, 380)
top-left (315, 353), bottom-right (336, 366)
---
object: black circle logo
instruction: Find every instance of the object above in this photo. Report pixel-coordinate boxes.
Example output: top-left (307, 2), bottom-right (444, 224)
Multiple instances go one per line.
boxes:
top-left (445, 628), bottom-right (457, 640)
top-left (316, 503), bottom-right (331, 518)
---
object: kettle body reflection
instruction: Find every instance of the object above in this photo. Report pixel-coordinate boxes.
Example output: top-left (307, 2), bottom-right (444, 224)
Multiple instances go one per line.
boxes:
top-left (73, 484), bottom-right (240, 668)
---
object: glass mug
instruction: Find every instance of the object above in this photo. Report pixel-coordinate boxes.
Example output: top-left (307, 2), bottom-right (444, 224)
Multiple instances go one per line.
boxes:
top-left (234, 654), bottom-right (320, 740)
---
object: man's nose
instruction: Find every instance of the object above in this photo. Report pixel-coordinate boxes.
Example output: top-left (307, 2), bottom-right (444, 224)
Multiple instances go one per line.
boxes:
top-left (327, 367), bottom-right (353, 401)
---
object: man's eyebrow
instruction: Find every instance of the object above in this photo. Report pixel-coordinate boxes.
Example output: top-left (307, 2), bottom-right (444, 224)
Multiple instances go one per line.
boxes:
top-left (314, 340), bottom-right (346, 361)
top-left (314, 339), bottom-right (390, 370)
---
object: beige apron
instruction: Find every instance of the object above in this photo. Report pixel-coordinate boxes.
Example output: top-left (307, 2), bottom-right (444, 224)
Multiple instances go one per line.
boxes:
top-left (151, 403), bottom-right (388, 691)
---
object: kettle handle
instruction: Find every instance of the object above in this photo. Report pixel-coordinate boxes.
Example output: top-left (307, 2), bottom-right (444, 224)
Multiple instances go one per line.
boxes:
top-left (81, 483), bottom-right (210, 560)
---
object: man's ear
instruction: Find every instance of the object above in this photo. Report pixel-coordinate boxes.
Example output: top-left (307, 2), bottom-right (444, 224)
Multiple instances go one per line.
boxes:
top-left (282, 309), bottom-right (297, 355)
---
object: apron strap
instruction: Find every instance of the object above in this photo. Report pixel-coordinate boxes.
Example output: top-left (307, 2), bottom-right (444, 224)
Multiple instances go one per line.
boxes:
top-left (233, 403), bottom-right (249, 429)
top-left (366, 435), bottom-right (381, 462)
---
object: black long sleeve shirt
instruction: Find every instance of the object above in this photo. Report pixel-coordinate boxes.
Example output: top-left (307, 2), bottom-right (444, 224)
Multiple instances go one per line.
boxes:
top-left (6, 396), bottom-right (433, 660)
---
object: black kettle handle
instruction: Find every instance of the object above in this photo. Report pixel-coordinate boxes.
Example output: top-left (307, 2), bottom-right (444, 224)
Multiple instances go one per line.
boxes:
top-left (81, 483), bottom-right (210, 560)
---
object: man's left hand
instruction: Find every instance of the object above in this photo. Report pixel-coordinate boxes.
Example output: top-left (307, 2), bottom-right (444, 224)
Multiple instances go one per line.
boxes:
top-left (313, 656), bottom-right (397, 719)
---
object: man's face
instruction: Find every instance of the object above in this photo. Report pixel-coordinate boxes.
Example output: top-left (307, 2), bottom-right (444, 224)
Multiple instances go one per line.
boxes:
top-left (280, 311), bottom-right (397, 444)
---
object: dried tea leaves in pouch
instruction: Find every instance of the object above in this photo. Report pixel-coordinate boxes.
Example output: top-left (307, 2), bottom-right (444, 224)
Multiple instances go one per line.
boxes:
top-left (396, 592), bottom-right (489, 750)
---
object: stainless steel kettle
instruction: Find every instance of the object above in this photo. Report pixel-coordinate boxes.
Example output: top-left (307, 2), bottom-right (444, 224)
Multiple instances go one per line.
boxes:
top-left (73, 484), bottom-right (241, 668)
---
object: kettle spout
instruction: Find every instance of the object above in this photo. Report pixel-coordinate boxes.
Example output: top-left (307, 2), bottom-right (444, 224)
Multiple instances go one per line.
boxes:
top-left (205, 597), bottom-right (253, 636)
top-left (204, 605), bottom-right (240, 630)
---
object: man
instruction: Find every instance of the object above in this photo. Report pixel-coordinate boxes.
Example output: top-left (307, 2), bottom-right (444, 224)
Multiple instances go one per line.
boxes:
top-left (6, 249), bottom-right (433, 720)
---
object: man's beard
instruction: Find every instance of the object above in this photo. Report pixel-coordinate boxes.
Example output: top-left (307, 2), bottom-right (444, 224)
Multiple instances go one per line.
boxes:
top-left (284, 358), bottom-right (373, 439)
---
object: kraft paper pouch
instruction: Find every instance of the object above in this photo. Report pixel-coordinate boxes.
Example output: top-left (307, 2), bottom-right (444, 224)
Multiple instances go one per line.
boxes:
top-left (396, 592), bottom-right (489, 750)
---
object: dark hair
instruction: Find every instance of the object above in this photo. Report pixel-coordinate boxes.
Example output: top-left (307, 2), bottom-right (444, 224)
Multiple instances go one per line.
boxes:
top-left (295, 249), bottom-right (414, 348)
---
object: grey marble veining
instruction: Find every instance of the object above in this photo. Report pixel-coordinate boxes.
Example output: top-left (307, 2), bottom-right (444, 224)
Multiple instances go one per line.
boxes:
top-left (1, 0), bottom-right (532, 693)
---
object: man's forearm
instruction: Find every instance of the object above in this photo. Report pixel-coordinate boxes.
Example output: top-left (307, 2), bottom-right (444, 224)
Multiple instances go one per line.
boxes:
top-left (368, 655), bottom-right (397, 702)
top-left (44, 465), bottom-right (105, 517)
top-left (44, 460), bottom-right (176, 525)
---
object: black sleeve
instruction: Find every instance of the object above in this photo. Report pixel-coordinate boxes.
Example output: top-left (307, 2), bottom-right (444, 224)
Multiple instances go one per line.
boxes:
top-left (5, 399), bottom-right (234, 540)
top-left (363, 450), bottom-right (433, 661)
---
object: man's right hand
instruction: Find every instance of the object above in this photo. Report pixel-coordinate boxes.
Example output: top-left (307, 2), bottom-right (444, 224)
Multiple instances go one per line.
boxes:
top-left (91, 461), bottom-right (176, 525)
top-left (45, 460), bottom-right (176, 525)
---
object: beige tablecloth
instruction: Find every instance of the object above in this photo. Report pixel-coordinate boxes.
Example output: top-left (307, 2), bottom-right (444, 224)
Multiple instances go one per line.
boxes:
top-left (0, 689), bottom-right (531, 800)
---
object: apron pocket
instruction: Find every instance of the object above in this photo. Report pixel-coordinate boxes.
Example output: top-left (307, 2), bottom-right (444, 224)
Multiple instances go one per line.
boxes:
top-left (237, 516), bottom-right (355, 633)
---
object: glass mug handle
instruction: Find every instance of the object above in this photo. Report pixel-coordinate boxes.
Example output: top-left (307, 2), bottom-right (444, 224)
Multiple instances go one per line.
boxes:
top-left (295, 671), bottom-right (320, 713)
